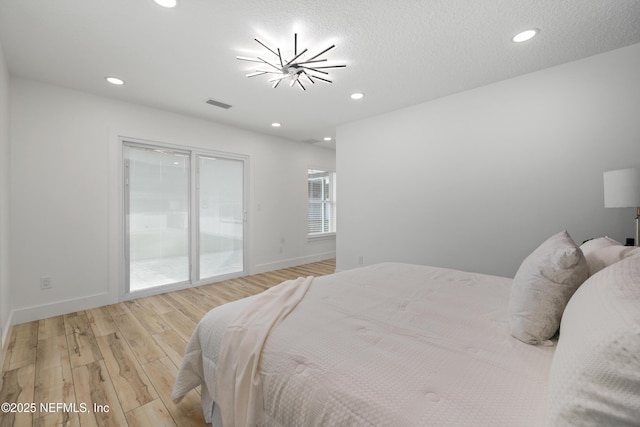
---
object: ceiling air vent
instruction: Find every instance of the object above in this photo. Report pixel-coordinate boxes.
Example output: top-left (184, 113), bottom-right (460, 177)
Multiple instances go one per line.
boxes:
top-left (206, 98), bottom-right (232, 109)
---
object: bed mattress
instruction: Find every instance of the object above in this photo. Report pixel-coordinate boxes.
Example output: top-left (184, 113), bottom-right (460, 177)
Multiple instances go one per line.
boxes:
top-left (173, 262), bottom-right (555, 426)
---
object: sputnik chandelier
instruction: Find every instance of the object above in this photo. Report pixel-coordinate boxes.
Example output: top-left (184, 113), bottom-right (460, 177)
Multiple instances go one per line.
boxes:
top-left (236, 33), bottom-right (346, 90)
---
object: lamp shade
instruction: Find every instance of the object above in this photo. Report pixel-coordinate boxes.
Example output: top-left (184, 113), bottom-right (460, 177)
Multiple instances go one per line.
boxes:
top-left (603, 168), bottom-right (640, 208)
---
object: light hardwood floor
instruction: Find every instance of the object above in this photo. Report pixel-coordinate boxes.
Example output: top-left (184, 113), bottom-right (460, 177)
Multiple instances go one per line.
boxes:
top-left (0, 259), bottom-right (336, 427)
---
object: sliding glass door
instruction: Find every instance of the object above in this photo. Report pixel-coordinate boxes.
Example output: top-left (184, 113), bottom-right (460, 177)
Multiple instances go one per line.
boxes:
top-left (124, 141), bottom-right (246, 295)
top-left (198, 155), bottom-right (244, 280)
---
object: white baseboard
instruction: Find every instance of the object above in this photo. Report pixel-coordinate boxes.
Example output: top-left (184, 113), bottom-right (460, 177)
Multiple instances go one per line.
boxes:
top-left (9, 292), bottom-right (114, 326)
top-left (252, 252), bottom-right (336, 275)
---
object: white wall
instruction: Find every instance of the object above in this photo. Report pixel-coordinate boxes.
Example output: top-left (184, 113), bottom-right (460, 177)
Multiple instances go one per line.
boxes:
top-left (0, 40), bottom-right (10, 365)
top-left (9, 78), bottom-right (335, 323)
top-left (337, 43), bottom-right (640, 277)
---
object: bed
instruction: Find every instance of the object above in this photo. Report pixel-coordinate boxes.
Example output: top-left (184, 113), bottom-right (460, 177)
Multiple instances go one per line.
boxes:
top-left (172, 232), bottom-right (640, 426)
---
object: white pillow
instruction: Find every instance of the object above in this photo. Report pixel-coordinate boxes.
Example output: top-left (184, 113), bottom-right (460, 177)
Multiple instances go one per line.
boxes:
top-left (584, 245), bottom-right (640, 275)
top-left (547, 255), bottom-right (640, 426)
top-left (579, 236), bottom-right (621, 256)
top-left (508, 231), bottom-right (589, 345)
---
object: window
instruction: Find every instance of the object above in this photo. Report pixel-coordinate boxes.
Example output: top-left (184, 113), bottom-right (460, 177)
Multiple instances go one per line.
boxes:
top-left (308, 169), bottom-right (336, 237)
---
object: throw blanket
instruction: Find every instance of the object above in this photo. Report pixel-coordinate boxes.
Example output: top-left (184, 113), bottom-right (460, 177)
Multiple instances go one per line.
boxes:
top-left (214, 276), bottom-right (313, 426)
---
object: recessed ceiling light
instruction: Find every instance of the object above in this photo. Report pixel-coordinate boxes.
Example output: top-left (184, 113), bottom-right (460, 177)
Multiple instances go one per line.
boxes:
top-left (105, 76), bottom-right (125, 85)
top-left (153, 0), bottom-right (177, 8)
top-left (512, 29), bottom-right (538, 43)
top-left (350, 92), bottom-right (364, 100)
top-left (324, 137), bottom-right (332, 141)
top-left (271, 122), bottom-right (281, 127)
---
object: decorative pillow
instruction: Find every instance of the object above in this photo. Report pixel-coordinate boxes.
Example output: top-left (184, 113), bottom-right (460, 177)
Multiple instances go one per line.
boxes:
top-left (579, 236), bottom-right (621, 256)
top-left (547, 255), bottom-right (640, 426)
top-left (584, 245), bottom-right (640, 275)
top-left (508, 231), bottom-right (589, 345)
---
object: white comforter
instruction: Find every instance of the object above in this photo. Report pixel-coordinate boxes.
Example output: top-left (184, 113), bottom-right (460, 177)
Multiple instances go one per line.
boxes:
top-left (173, 263), bottom-right (555, 426)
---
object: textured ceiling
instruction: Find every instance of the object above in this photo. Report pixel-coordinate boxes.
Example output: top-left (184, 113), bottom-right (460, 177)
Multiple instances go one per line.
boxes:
top-left (1, 0), bottom-right (640, 149)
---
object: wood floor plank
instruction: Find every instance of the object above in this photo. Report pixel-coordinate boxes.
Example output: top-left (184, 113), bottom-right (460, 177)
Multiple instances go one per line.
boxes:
top-left (161, 311), bottom-right (196, 343)
top-left (171, 288), bottom-right (215, 317)
top-left (96, 333), bottom-right (158, 413)
top-left (160, 293), bottom-right (207, 325)
top-left (4, 322), bottom-right (38, 371)
top-left (142, 358), bottom-right (207, 427)
top-left (240, 272), bottom-right (281, 288)
top-left (63, 312), bottom-right (89, 336)
top-left (290, 266), bottom-right (323, 276)
top-left (227, 277), bottom-right (268, 295)
top-left (71, 360), bottom-right (127, 427)
top-left (151, 331), bottom-right (187, 369)
top-left (135, 295), bottom-right (174, 316)
top-left (192, 284), bottom-right (242, 312)
top-left (33, 335), bottom-right (76, 422)
top-left (105, 303), bottom-right (128, 318)
top-left (111, 313), bottom-right (165, 364)
top-left (185, 286), bottom-right (229, 310)
top-left (200, 285), bottom-right (248, 308)
top-left (37, 316), bottom-right (65, 342)
top-left (86, 307), bottom-right (117, 338)
top-left (0, 364), bottom-right (36, 427)
top-left (258, 270), bottom-right (293, 283)
top-left (1, 259), bottom-right (336, 427)
top-left (123, 300), bottom-right (172, 336)
top-left (124, 399), bottom-right (176, 427)
top-left (65, 317), bottom-right (102, 369)
top-left (32, 411), bottom-right (80, 427)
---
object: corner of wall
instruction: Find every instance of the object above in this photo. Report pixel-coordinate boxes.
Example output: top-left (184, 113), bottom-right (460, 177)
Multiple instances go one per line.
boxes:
top-left (0, 35), bottom-right (11, 372)
top-left (1, 310), bottom-right (13, 371)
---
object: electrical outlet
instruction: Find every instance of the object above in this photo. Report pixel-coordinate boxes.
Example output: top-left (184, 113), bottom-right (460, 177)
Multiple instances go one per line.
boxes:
top-left (358, 255), bottom-right (364, 265)
top-left (40, 276), bottom-right (52, 290)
